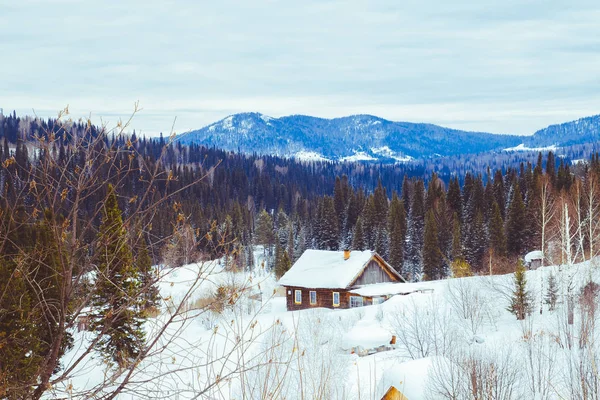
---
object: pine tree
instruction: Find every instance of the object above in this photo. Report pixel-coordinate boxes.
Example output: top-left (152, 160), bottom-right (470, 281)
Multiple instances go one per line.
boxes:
top-left (387, 193), bottom-right (406, 273)
top-left (0, 257), bottom-right (39, 397)
top-left (493, 169), bottom-right (506, 218)
top-left (405, 180), bottom-right (425, 281)
top-left (447, 176), bottom-right (462, 219)
top-left (423, 210), bottom-right (443, 280)
top-left (508, 260), bottom-right (533, 320)
top-left (546, 151), bottom-right (556, 185)
top-left (275, 250), bottom-right (292, 279)
top-left (544, 273), bottom-right (558, 311)
top-left (451, 213), bottom-right (462, 260)
top-left (136, 233), bottom-right (160, 313)
top-left (352, 217), bottom-right (365, 251)
top-left (317, 196), bottom-right (339, 250)
top-left (361, 196), bottom-right (377, 249)
top-left (506, 182), bottom-right (527, 257)
top-left (255, 210), bottom-right (275, 261)
top-left (463, 210), bottom-right (486, 271)
top-left (489, 201), bottom-right (507, 257)
top-left (91, 185), bottom-right (146, 367)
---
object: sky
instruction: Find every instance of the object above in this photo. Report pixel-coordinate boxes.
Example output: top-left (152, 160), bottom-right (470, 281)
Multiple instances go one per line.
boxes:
top-left (1, 0), bottom-right (600, 136)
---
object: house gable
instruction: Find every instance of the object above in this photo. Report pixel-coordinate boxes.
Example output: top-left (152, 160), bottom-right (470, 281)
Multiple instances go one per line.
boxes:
top-left (349, 254), bottom-right (404, 288)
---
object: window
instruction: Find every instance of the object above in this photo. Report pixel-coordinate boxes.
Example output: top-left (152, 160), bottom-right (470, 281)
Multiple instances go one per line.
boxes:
top-left (332, 292), bottom-right (340, 307)
top-left (294, 290), bottom-right (302, 304)
top-left (372, 297), bottom-right (385, 305)
top-left (350, 296), bottom-right (364, 308)
top-left (310, 291), bottom-right (317, 305)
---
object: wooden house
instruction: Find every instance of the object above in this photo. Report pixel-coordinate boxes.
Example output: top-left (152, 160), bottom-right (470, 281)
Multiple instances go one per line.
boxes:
top-left (278, 249), bottom-right (407, 311)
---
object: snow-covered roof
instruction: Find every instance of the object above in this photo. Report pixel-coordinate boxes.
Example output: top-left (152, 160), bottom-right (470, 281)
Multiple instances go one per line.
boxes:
top-left (349, 282), bottom-right (425, 297)
top-left (525, 250), bottom-right (543, 263)
top-left (278, 249), bottom-right (400, 289)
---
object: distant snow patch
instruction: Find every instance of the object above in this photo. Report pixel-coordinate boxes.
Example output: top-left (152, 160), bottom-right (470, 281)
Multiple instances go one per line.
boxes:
top-left (503, 143), bottom-right (558, 152)
top-left (222, 116), bottom-right (234, 130)
top-left (293, 151), bottom-right (330, 162)
top-left (259, 114), bottom-right (273, 123)
top-left (371, 146), bottom-right (413, 162)
top-left (341, 151), bottom-right (377, 162)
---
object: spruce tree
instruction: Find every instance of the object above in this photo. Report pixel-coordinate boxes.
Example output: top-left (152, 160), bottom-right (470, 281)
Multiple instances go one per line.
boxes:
top-left (91, 185), bottom-right (146, 367)
top-left (508, 260), bottom-right (533, 320)
top-left (451, 213), bottom-right (462, 260)
top-left (546, 151), bottom-right (556, 185)
top-left (276, 250), bottom-right (292, 279)
top-left (0, 257), bottom-right (39, 397)
top-left (489, 201), bottom-right (507, 257)
top-left (493, 169), bottom-right (506, 218)
top-left (447, 176), bottom-right (462, 219)
top-left (423, 210), bottom-right (443, 280)
top-left (352, 217), bottom-right (365, 251)
top-left (544, 273), bottom-right (558, 311)
top-left (405, 180), bottom-right (425, 281)
top-left (388, 193), bottom-right (406, 273)
top-left (136, 233), bottom-right (160, 313)
top-left (506, 182), bottom-right (527, 257)
top-left (255, 210), bottom-right (275, 260)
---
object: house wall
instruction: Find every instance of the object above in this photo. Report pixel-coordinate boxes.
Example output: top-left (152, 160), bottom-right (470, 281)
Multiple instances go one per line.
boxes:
top-left (284, 286), bottom-right (353, 311)
top-left (353, 259), bottom-right (398, 286)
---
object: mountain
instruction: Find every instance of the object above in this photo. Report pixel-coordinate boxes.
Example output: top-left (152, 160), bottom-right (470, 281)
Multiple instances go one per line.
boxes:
top-left (177, 113), bottom-right (522, 162)
top-left (525, 114), bottom-right (600, 148)
top-left (178, 112), bottom-right (600, 162)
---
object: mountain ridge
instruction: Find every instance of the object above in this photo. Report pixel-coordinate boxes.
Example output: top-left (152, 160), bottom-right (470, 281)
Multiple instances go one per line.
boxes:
top-left (177, 112), bottom-right (600, 162)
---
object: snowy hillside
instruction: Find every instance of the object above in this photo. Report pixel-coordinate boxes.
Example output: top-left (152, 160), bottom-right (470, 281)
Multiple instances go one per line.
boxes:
top-left (50, 255), bottom-right (600, 399)
top-left (178, 112), bottom-right (600, 163)
top-left (525, 114), bottom-right (600, 148)
top-left (177, 113), bottom-right (522, 162)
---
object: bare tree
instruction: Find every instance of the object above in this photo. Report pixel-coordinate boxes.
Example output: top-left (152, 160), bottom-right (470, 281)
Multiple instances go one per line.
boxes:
top-left (426, 346), bottom-right (523, 400)
top-left (388, 297), bottom-right (456, 360)
top-left (0, 107), bottom-right (284, 399)
top-left (445, 278), bottom-right (490, 336)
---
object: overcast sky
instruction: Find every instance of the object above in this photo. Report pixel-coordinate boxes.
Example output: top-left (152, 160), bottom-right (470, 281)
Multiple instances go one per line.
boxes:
top-left (2, 0), bottom-right (600, 135)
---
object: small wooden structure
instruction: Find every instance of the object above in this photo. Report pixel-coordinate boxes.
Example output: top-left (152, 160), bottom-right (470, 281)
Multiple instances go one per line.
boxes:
top-left (278, 249), bottom-right (407, 311)
top-left (524, 250), bottom-right (543, 270)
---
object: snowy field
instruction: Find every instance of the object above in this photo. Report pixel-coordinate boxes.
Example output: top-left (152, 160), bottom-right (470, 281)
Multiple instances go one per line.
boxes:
top-left (50, 253), bottom-right (600, 399)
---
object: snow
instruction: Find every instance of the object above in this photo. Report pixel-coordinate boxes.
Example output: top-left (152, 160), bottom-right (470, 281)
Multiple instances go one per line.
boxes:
top-left (371, 146), bottom-right (414, 162)
top-left (259, 114), bottom-right (273, 123)
top-left (349, 282), bottom-right (424, 297)
top-left (51, 248), bottom-right (600, 399)
top-left (503, 143), bottom-right (558, 152)
top-left (341, 151), bottom-right (377, 162)
top-left (293, 150), bottom-right (330, 162)
top-left (221, 115), bottom-right (234, 130)
top-left (277, 249), bottom-right (400, 289)
top-left (524, 250), bottom-right (543, 263)
top-left (376, 357), bottom-right (434, 399)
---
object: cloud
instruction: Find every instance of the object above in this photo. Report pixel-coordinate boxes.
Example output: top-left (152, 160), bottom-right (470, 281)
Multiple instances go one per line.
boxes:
top-left (1, 0), bottom-right (600, 135)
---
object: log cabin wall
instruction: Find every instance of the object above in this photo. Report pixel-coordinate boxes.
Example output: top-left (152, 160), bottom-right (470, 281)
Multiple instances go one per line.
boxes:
top-left (284, 286), bottom-right (351, 310)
